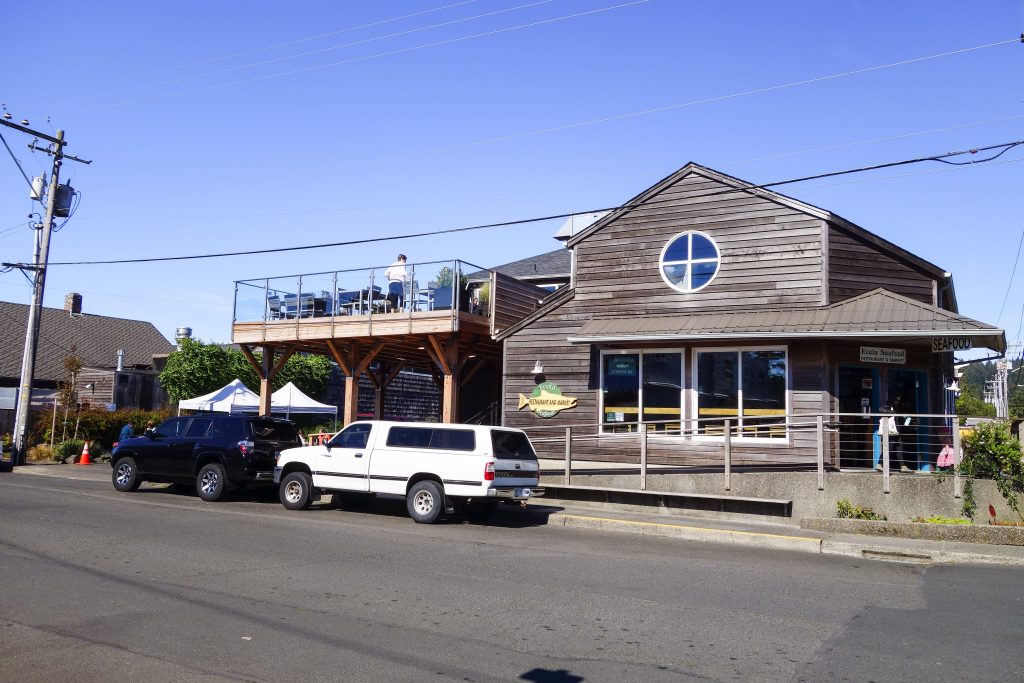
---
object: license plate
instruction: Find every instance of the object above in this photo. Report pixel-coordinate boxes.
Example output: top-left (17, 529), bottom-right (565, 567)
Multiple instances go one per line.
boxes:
top-left (515, 487), bottom-right (531, 499)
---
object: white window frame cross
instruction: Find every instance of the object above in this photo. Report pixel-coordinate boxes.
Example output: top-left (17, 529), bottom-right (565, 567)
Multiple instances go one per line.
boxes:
top-left (659, 230), bottom-right (721, 293)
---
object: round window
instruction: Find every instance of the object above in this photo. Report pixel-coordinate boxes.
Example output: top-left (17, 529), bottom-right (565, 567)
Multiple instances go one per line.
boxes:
top-left (659, 231), bottom-right (720, 292)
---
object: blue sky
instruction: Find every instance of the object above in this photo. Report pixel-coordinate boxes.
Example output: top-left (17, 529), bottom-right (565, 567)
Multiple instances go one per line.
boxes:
top-left (1, 1), bottom-right (1021, 356)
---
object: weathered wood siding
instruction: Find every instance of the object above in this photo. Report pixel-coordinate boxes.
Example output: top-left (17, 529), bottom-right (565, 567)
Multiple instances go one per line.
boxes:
top-left (76, 369), bottom-right (114, 407)
top-left (502, 170), bottom-right (836, 466)
top-left (505, 324), bottom-right (825, 466)
top-left (572, 173), bottom-right (826, 314)
top-left (827, 226), bottom-right (937, 305)
top-left (490, 272), bottom-right (548, 337)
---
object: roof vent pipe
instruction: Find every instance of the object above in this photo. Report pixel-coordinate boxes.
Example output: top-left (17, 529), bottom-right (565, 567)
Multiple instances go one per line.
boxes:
top-left (175, 327), bottom-right (192, 347)
top-left (116, 348), bottom-right (125, 371)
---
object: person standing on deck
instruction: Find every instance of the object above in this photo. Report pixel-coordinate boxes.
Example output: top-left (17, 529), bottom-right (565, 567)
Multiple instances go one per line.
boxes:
top-left (384, 254), bottom-right (408, 311)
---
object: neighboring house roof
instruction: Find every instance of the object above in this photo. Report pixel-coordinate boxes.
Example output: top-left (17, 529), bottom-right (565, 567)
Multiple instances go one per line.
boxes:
top-left (565, 162), bottom-right (949, 284)
top-left (466, 248), bottom-right (571, 283)
top-left (564, 288), bottom-right (1005, 352)
top-left (0, 300), bottom-right (175, 383)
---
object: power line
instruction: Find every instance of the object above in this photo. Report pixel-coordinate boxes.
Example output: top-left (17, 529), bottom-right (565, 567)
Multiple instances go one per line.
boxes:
top-left (55, 0), bottom-right (478, 99)
top-left (82, 36), bottom-right (1023, 211)
top-left (996, 228), bottom-right (1024, 325)
top-left (33, 139), bottom-right (1024, 268)
top-left (78, 112), bottom-right (1024, 224)
top-left (78, 0), bottom-right (652, 113)
top-left (0, 130), bottom-right (35, 192)
top-left (64, 0), bottom-right (554, 105)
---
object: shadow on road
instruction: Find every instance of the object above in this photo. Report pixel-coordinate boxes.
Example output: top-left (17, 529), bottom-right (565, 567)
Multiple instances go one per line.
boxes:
top-left (135, 483), bottom-right (565, 528)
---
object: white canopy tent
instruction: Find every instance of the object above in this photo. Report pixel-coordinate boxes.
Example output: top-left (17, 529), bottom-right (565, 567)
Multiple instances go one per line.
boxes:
top-left (178, 380), bottom-right (337, 420)
top-left (177, 379), bottom-right (261, 414)
top-left (270, 382), bottom-right (338, 420)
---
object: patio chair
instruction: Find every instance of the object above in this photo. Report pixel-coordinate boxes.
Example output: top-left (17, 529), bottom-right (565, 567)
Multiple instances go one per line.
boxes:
top-left (282, 294), bottom-right (298, 319)
top-left (267, 295), bottom-right (282, 320)
top-left (299, 294), bottom-right (313, 319)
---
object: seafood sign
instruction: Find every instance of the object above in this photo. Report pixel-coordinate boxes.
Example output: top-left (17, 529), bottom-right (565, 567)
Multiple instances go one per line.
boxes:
top-left (518, 382), bottom-right (577, 418)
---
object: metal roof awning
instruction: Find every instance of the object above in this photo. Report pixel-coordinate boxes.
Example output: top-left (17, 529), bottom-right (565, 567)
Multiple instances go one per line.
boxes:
top-left (567, 288), bottom-right (1006, 353)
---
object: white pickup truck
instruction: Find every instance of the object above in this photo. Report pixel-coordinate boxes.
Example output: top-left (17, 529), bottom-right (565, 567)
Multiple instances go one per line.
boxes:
top-left (274, 421), bottom-right (544, 523)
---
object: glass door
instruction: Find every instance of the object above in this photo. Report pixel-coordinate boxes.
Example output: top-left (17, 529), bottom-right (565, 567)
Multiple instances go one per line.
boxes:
top-left (836, 367), bottom-right (879, 468)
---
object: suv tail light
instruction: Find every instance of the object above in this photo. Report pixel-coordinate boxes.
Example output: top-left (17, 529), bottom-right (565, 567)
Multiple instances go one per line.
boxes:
top-left (484, 462), bottom-right (495, 481)
top-left (237, 439), bottom-right (255, 456)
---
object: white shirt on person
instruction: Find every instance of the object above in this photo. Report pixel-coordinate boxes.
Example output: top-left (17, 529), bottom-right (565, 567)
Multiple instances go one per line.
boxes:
top-left (384, 260), bottom-right (407, 284)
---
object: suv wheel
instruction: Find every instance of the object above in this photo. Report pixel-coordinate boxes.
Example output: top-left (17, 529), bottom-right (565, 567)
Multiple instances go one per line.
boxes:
top-left (280, 471), bottom-right (313, 510)
top-left (407, 480), bottom-right (444, 524)
top-left (112, 457), bottom-right (142, 492)
top-left (196, 463), bottom-right (227, 502)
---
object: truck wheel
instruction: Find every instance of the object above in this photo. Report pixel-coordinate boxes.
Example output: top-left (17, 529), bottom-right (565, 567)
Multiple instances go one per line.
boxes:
top-left (196, 463), bottom-right (227, 502)
top-left (280, 472), bottom-right (313, 510)
top-left (112, 457), bottom-right (142, 492)
top-left (407, 480), bottom-right (444, 524)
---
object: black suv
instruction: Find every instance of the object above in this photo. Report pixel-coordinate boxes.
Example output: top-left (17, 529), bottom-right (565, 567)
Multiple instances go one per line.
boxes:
top-left (110, 414), bottom-right (303, 501)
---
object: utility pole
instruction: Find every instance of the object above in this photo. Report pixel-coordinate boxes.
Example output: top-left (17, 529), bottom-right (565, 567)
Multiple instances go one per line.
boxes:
top-left (1, 118), bottom-right (89, 467)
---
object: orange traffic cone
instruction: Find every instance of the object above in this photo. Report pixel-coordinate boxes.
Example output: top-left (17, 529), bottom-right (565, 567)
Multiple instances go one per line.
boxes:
top-left (78, 441), bottom-right (92, 466)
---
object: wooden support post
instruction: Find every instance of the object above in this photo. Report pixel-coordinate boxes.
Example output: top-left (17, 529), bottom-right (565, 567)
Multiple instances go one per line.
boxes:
top-left (427, 334), bottom-right (460, 423)
top-left (882, 416), bottom-right (891, 495)
top-left (723, 419), bottom-right (731, 492)
top-left (260, 347), bottom-right (274, 416)
top-left (564, 426), bottom-right (572, 485)
top-left (816, 415), bottom-right (825, 491)
top-left (953, 421), bottom-right (962, 499)
top-left (639, 422), bottom-right (648, 491)
top-left (368, 372), bottom-right (384, 420)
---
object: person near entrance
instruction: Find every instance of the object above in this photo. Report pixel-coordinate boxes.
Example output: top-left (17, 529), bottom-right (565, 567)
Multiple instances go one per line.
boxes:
top-left (891, 395), bottom-right (915, 471)
top-left (384, 253), bottom-right (408, 311)
top-left (875, 401), bottom-right (899, 471)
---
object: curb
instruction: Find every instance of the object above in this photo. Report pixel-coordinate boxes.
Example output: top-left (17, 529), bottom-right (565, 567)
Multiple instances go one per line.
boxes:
top-left (550, 512), bottom-right (823, 554)
top-left (548, 512), bottom-right (1024, 566)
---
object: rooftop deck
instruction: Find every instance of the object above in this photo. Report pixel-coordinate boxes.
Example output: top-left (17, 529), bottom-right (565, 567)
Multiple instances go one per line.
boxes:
top-left (231, 259), bottom-right (549, 423)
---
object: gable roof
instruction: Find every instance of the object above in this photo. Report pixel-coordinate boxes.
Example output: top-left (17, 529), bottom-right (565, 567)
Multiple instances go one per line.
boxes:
top-left (565, 288), bottom-right (1004, 352)
top-left (465, 248), bottom-right (571, 283)
top-left (566, 162), bottom-right (948, 282)
top-left (0, 300), bottom-right (175, 383)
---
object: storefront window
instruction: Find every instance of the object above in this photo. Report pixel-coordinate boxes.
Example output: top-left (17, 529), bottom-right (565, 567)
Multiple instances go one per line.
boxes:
top-left (643, 353), bottom-right (683, 432)
top-left (603, 354), bottom-right (639, 432)
top-left (741, 350), bottom-right (787, 437)
top-left (696, 352), bottom-right (738, 435)
top-left (696, 348), bottom-right (787, 438)
top-left (602, 352), bottom-right (684, 433)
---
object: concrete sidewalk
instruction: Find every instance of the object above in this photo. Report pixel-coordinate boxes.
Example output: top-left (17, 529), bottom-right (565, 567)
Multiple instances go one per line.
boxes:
top-left (11, 461), bottom-right (1024, 566)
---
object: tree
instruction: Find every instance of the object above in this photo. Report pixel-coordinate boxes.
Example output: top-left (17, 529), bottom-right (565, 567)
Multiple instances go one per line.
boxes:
top-left (955, 384), bottom-right (996, 418)
top-left (160, 339), bottom-right (333, 403)
top-left (159, 338), bottom-right (236, 402)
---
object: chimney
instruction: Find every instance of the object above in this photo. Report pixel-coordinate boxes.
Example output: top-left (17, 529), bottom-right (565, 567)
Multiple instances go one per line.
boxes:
top-left (64, 292), bottom-right (82, 314)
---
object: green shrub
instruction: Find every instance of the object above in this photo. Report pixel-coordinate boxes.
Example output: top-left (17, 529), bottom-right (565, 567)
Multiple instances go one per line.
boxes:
top-left (55, 439), bottom-right (85, 463)
top-left (836, 498), bottom-right (886, 521)
top-left (30, 407), bottom-right (175, 451)
top-left (959, 421), bottom-right (1024, 521)
top-left (912, 516), bottom-right (971, 525)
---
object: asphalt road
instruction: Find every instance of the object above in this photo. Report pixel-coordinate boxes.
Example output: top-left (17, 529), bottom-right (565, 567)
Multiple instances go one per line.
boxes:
top-left (1, 471), bottom-right (1022, 682)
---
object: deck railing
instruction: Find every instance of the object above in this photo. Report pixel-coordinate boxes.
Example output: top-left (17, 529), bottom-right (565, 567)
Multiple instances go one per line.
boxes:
top-left (521, 412), bottom-right (972, 497)
top-left (233, 259), bottom-right (490, 325)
